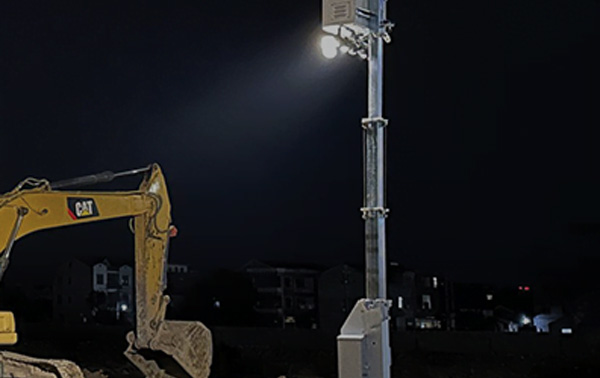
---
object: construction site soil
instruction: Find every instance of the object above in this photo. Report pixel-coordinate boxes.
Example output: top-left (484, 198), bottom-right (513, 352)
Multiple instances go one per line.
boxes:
top-left (3, 324), bottom-right (599, 378)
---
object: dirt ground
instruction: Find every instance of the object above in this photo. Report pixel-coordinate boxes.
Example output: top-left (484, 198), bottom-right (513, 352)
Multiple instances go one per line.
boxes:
top-left (4, 325), bottom-right (600, 377)
top-left (394, 351), bottom-right (600, 378)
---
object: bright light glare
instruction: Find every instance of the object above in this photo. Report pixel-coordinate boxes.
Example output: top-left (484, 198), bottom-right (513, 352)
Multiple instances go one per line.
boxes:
top-left (120, 303), bottom-right (128, 312)
top-left (321, 35), bottom-right (340, 59)
top-left (521, 315), bottom-right (531, 325)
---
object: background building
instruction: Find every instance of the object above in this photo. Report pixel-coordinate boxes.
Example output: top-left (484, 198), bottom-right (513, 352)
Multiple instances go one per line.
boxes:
top-left (54, 258), bottom-right (197, 325)
top-left (54, 258), bottom-right (133, 324)
top-left (242, 260), bottom-right (320, 328)
top-left (387, 263), bottom-right (452, 331)
top-left (318, 262), bottom-right (453, 332)
top-left (91, 258), bottom-right (134, 323)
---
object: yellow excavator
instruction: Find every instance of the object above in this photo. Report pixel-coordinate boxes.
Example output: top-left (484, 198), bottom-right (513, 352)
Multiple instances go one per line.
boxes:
top-left (0, 163), bottom-right (212, 377)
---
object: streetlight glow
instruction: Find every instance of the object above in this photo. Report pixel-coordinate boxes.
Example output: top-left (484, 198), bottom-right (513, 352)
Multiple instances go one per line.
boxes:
top-left (320, 35), bottom-right (340, 59)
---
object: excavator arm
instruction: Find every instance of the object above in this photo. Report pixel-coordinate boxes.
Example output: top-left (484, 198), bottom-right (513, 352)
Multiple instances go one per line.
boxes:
top-left (0, 164), bottom-right (212, 378)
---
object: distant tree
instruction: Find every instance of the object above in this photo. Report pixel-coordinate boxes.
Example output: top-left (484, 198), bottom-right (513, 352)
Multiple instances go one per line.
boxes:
top-left (86, 291), bottom-right (106, 311)
top-left (85, 290), bottom-right (108, 323)
top-left (0, 284), bottom-right (52, 323)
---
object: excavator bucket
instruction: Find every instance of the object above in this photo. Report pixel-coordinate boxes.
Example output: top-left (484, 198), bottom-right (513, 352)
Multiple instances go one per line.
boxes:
top-left (125, 320), bottom-right (212, 378)
top-left (0, 351), bottom-right (86, 378)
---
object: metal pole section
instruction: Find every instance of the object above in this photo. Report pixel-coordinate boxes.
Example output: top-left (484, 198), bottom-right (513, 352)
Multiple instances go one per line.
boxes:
top-left (363, 21), bottom-right (387, 300)
top-left (335, 2), bottom-right (392, 377)
top-left (362, 1), bottom-right (391, 376)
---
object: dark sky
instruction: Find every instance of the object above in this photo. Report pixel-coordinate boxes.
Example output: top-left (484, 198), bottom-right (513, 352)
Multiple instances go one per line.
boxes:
top-left (1, 1), bottom-right (599, 285)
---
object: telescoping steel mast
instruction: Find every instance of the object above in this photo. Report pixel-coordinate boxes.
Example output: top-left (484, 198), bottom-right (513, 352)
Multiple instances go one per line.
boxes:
top-left (321, 1), bottom-right (394, 377)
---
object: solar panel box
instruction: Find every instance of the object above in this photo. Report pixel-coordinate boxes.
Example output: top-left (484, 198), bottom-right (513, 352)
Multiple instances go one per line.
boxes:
top-left (322, 0), bottom-right (381, 35)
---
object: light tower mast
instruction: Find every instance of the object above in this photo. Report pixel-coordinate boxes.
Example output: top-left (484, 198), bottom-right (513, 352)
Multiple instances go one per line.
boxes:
top-left (321, 1), bottom-right (394, 377)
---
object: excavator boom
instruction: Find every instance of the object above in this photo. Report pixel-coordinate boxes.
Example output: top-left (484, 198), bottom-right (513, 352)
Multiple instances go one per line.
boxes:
top-left (0, 164), bottom-right (212, 377)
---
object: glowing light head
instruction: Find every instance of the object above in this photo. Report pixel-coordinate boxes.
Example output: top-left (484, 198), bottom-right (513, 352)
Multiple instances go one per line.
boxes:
top-left (120, 303), bottom-right (128, 312)
top-left (340, 27), bottom-right (353, 39)
top-left (321, 35), bottom-right (340, 59)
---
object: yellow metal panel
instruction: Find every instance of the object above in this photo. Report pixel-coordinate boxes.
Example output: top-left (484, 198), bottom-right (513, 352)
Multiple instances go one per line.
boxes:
top-left (0, 332), bottom-right (17, 345)
top-left (0, 191), bottom-right (149, 249)
top-left (0, 311), bottom-right (17, 345)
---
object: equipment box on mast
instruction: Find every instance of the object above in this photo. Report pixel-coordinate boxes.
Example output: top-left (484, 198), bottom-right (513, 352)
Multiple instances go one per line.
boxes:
top-left (322, 0), bottom-right (382, 34)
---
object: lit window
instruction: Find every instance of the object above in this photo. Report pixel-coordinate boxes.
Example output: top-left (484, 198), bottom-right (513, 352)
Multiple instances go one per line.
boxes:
top-left (486, 294), bottom-right (493, 301)
top-left (398, 296), bottom-right (403, 309)
top-left (432, 277), bottom-right (438, 288)
top-left (422, 294), bottom-right (432, 310)
top-left (561, 328), bottom-right (573, 334)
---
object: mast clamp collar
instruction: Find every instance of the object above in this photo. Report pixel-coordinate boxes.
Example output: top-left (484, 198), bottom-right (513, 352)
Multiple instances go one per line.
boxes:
top-left (361, 117), bottom-right (389, 130)
top-left (360, 206), bottom-right (390, 219)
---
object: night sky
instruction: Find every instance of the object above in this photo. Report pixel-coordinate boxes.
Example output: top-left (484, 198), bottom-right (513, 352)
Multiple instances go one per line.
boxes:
top-left (1, 1), bottom-right (599, 285)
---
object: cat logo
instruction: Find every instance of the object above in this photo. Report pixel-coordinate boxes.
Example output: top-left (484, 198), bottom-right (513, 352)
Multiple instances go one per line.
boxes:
top-left (67, 198), bottom-right (99, 220)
